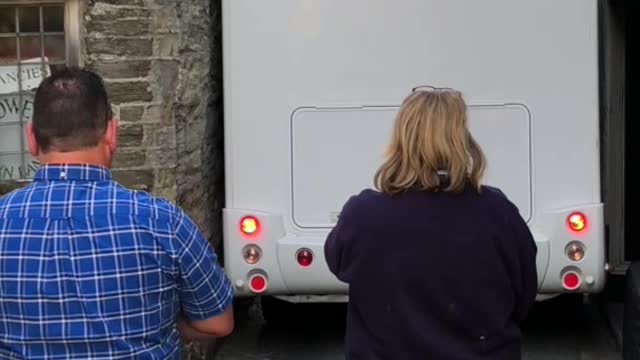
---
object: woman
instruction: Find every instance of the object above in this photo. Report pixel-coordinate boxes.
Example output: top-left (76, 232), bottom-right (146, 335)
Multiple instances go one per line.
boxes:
top-left (324, 87), bottom-right (538, 360)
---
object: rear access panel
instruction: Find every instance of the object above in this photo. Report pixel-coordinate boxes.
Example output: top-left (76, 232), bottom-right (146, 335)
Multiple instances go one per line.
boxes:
top-left (291, 104), bottom-right (532, 229)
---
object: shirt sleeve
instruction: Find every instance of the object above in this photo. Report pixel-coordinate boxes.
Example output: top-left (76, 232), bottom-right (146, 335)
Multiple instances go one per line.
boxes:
top-left (174, 208), bottom-right (234, 321)
top-left (324, 195), bottom-right (359, 283)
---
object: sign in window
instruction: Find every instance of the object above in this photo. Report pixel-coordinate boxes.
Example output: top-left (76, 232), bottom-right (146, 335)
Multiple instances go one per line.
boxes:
top-left (0, 3), bottom-right (67, 181)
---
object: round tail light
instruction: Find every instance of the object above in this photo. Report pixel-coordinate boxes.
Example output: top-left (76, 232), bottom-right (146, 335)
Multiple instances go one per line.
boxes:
top-left (562, 270), bottom-right (581, 291)
top-left (296, 248), bottom-right (314, 267)
top-left (243, 245), bottom-right (262, 264)
top-left (566, 242), bottom-right (585, 262)
top-left (240, 216), bottom-right (259, 236)
top-left (567, 212), bottom-right (586, 232)
top-left (249, 273), bottom-right (267, 293)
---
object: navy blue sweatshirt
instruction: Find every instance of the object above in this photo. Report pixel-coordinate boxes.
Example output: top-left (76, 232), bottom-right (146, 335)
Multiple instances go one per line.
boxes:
top-left (324, 186), bottom-right (538, 360)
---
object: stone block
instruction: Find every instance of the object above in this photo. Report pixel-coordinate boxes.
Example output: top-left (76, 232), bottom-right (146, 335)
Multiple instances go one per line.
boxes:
top-left (142, 124), bottom-right (159, 147)
top-left (88, 60), bottom-right (151, 79)
top-left (94, 0), bottom-right (144, 6)
top-left (155, 34), bottom-right (178, 57)
top-left (89, 4), bottom-right (150, 21)
top-left (156, 126), bottom-right (175, 146)
top-left (86, 19), bottom-right (151, 37)
top-left (147, 147), bottom-right (176, 168)
top-left (155, 167), bottom-right (177, 201)
top-left (186, 120), bottom-right (206, 153)
top-left (181, 342), bottom-right (207, 360)
top-left (106, 81), bottom-right (152, 104)
top-left (85, 37), bottom-right (153, 57)
top-left (119, 106), bottom-right (144, 123)
top-left (151, 60), bottom-right (179, 101)
top-left (152, 6), bottom-right (178, 32)
top-left (112, 149), bottom-right (146, 169)
top-left (112, 169), bottom-right (153, 192)
top-left (119, 124), bottom-right (144, 147)
top-left (142, 105), bottom-right (168, 124)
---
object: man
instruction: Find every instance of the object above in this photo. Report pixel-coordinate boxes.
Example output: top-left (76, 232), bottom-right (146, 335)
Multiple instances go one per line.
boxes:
top-left (0, 68), bottom-right (234, 359)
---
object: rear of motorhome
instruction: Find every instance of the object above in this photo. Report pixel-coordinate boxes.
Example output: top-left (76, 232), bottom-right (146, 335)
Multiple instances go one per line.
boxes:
top-left (221, 0), bottom-right (634, 306)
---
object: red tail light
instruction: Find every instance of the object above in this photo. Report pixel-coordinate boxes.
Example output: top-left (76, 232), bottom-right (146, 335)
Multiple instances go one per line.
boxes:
top-left (249, 273), bottom-right (267, 293)
top-left (567, 212), bottom-right (586, 232)
top-left (562, 270), bottom-right (581, 290)
top-left (240, 216), bottom-right (259, 236)
top-left (296, 248), bottom-right (314, 267)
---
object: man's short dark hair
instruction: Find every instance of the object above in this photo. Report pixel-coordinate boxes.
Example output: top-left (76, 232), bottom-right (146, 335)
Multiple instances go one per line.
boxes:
top-left (33, 67), bottom-right (112, 152)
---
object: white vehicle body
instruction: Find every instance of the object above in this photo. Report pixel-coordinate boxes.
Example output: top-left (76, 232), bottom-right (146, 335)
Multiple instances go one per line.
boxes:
top-left (222, 0), bottom-right (606, 300)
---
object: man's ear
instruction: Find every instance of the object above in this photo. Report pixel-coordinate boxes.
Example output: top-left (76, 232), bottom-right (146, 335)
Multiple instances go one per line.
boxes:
top-left (26, 122), bottom-right (40, 157)
top-left (104, 118), bottom-right (118, 153)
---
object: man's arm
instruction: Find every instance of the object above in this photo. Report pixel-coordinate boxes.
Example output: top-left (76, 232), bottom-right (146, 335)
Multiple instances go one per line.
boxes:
top-left (173, 208), bottom-right (235, 340)
top-left (177, 308), bottom-right (234, 340)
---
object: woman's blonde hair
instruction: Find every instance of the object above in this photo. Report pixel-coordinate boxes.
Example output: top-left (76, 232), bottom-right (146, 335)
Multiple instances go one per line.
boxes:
top-left (374, 87), bottom-right (486, 194)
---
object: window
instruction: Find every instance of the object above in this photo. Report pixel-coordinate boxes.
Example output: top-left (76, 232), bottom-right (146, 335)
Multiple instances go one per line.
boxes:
top-left (0, 1), bottom-right (81, 181)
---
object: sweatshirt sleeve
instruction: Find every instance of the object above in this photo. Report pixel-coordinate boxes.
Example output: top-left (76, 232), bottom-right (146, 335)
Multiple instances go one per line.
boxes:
top-left (324, 195), bottom-right (359, 283)
top-left (507, 203), bottom-right (539, 323)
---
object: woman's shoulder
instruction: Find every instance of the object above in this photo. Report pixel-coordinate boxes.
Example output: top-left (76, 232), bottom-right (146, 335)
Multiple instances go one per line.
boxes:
top-left (480, 185), bottom-right (508, 200)
top-left (337, 188), bottom-right (385, 217)
top-left (478, 185), bottom-right (522, 220)
top-left (342, 188), bottom-right (382, 208)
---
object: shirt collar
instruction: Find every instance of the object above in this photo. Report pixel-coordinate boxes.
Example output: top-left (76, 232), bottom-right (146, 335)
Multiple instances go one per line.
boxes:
top-left (33, 164), bottom-right (113, 182)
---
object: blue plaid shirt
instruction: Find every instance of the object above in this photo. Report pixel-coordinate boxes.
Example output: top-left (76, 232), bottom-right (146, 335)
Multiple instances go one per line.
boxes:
top-left (0, 164), bottom-right (234, 359)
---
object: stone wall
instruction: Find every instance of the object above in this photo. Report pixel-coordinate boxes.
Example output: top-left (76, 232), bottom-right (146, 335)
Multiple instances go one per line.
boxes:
top-left (83, 1), bottom-right (224, 358)
top-left (83, 0), bottom-right (223, 244)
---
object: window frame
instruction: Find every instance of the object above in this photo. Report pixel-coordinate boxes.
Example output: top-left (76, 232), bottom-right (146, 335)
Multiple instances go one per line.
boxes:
top-left (0, 0), bottom-right (82, 65)
top-left (0, 0), bottom-right (83, 181)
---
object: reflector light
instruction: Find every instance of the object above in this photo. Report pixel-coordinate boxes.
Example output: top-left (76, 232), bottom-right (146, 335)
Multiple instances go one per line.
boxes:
top-left (243, 245), bottom-right (262, 264)
top-left (240, 216), bottom-right (259, 235)
top-left (567, 212), bottom-right (586, 232)
top-left (296, 248), bottom-right (314, 267)
top-left (566, 242), bottom-right (585, 262)
top-left (249, 274), bottom-right (267, 293)
top-left (562, 271), bottom-right (581, 290)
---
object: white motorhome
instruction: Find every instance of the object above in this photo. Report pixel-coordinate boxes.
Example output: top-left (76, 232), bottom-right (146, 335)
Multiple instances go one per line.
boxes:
top-left (221, 0), bottom-right (632, 310)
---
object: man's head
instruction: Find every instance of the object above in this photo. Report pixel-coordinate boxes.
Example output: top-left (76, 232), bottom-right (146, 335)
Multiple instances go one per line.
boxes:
top-left (27, 67), bottom-right (118, 166)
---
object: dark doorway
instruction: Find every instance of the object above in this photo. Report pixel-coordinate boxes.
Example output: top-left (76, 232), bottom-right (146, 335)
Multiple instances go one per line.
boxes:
top-left (600, 0), bottom-right (637, 269)
top-left (624, 2), bottom-right (638, 261)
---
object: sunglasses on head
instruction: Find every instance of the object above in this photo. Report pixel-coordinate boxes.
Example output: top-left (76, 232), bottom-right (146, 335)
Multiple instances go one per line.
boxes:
top-left (411, 85), bottom-right (458, 93)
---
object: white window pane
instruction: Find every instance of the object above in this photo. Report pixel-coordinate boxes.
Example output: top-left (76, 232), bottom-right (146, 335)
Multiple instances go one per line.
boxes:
top-left (0, 63), bottom-right (20, 94)
top-left (15, 60), bottom-right (50, 92)
top-left (0, 93), bottom-right (33, 124)
top-left (0, 153), bottom-right (22, 180)
top-left (22, 130), bottom-right (29, 152)
top-left (0, 153), bottom-right (37, 181)
top-left (22, 153), bottom-right (38, 178)
top-left (0, 61), bottom-right (49, 95)
top-left (0, 63), bottom-right (47, 94)
top-left (0, 124), bottom-right (22, 152)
